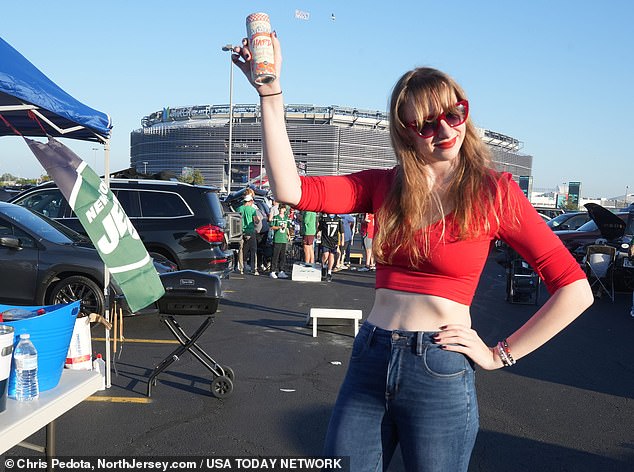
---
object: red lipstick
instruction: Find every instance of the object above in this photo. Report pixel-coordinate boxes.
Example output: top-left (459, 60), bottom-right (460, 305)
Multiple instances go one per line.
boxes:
top-left (436, 137), bottom-right (457, 149)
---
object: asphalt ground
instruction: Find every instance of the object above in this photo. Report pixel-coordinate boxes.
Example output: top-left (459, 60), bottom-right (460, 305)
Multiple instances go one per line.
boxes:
top-left (3, 251), bottom-right (634, 471)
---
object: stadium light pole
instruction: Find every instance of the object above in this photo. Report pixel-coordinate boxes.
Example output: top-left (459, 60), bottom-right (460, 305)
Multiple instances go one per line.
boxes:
top-left (222, 44), bottom-right (236, 193)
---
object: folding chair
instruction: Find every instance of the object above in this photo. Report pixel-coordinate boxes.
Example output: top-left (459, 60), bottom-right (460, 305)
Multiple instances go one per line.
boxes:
top-left (584, 244), bottom-right (616, 302)
top-left (507, 258), bottom-right (541, 305)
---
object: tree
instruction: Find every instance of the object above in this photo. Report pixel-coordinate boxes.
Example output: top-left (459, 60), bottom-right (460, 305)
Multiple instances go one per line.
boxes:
top-left (1, 173), bottom-right (16, 182)
top-left (561, 199), bottom-right (579, 211)
top-left (179, 168), bottom-right (204, 185)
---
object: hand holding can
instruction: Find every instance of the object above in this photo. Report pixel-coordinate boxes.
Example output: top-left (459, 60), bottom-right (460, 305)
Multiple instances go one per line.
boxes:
top-left (246, 12), bottom-right (276, 85)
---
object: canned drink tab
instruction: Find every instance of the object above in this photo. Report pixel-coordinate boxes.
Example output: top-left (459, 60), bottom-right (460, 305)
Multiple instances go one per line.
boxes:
top-left (246, 12), bottom-right (276, 85)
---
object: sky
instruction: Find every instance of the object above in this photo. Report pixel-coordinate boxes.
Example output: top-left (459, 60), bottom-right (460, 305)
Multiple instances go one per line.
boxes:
top-left (1, 0), bottom-right (633, 199)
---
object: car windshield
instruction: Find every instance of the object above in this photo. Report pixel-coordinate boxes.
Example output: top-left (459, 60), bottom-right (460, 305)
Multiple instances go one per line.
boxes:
top-left (3, 205), bottom-right (89, 244)
top-left (548, 213), bottom-right (577, 228)
top-left (575, 220), bottom-right (598, 232)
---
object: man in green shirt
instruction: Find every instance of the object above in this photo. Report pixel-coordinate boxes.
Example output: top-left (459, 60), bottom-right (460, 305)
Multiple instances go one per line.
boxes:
top-left (301, 210), bottom-right (317, 264)
top-left (270, 205), bottom-right (291, 279)
top-left (237, 195), bottom-right (260, 275)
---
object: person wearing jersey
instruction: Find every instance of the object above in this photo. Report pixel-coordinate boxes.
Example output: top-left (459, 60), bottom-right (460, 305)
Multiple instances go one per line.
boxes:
top-left (237, 194), bottom-right (260, 275)
top-left (318, 213), bottom-right (344, 282)
top-left (270, 205), bottom-right (291, 279)
top-left (231, 32), bottom-right (593, 472)
top-left (300, 210), bottom-right (317, 264)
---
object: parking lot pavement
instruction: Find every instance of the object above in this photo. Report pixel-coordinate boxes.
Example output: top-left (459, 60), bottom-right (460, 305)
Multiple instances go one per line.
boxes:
top-left (4, 257), bottom-right (634, 471)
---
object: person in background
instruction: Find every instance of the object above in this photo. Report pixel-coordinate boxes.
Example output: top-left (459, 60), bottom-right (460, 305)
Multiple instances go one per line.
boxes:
top-left (231, 30), bottom-right (592, 472)
top-left (237, 194), bottom-right (260, 275)
top-left (269, 204), bottom-right (291, 279)
top-left (301, 210), bottom-right (317, 264)
top-left (337, 213), bottom-right (356, 270)
top-left (318, 213), bottom-right (344, 282)
top-left (253, 198), bottom-right (268, 272)
top-left (268, 199), bottom-right (280, 222)
top-left (358, 213), bottom-right (375, 272)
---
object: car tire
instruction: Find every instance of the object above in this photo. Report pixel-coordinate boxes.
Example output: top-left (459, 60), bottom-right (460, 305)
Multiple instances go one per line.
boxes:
top-left (48, 275), bottom-right (105, 316)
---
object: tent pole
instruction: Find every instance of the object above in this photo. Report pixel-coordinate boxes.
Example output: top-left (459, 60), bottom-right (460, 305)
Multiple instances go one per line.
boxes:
top-left (103, 138), bottom-right (112, 388)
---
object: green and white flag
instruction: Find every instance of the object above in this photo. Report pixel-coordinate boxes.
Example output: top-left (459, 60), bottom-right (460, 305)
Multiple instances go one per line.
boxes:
top-left (25, 136), bottom-right (164, 312)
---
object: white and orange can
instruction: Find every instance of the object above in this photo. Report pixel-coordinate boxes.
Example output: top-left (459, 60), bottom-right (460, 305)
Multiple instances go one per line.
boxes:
top-left (246, 12), bottom-right (276, 85)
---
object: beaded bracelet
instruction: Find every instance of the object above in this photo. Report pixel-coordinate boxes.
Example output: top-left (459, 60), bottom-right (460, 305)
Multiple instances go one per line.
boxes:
top-left (502, 339), bottom-right (516, 365)
top-left (259, 91), bottom-right (283, 98)
top-left (497, 342), bottom-right (512, 367)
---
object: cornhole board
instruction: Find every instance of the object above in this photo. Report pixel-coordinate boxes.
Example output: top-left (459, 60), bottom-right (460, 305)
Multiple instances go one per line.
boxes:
top-left (292, 263), bottom-right (322, 282)
top-left (306, 308), bottom-right (363, 337)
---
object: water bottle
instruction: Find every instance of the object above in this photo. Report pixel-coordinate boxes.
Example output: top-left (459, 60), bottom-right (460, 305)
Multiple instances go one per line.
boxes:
top-left (0, 308), bottom-right (45, 322)
top-left (92, 354), bottom-right (106, 390)
top-left (13, 333), bottom-right (39, 401)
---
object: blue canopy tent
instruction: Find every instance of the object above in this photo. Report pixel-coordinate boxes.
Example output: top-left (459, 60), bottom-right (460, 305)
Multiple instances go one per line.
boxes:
top-left (0, 35), bottom-right (115, 386)
top-left (0, 37), bottom-right (111, 141)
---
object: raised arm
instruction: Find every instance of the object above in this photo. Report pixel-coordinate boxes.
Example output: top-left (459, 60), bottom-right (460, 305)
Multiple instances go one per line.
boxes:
top-left (231, 31), bottom-right (301, 206)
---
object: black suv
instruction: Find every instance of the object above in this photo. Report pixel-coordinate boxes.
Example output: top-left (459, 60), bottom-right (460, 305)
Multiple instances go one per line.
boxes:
top-left (10, 179), bottom-right (241, 278)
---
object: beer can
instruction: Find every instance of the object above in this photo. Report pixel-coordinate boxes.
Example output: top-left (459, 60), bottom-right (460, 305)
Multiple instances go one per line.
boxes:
top-left (246, 12), bottom-right (276, 85)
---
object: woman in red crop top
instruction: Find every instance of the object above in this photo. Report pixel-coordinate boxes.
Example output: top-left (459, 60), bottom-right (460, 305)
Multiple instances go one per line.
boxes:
top-left (231, 31), bottom-right (593, 472)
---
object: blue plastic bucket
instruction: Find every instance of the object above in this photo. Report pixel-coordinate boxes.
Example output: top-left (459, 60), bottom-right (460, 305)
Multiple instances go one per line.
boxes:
top-left (1, 301), bottom-right (79, 395)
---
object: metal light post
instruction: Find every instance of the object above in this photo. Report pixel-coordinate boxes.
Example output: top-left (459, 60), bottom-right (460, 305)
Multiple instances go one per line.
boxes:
top-left (626, 185), bottom-right (630, 206)
top-left (222, 44), bottom-right (236, 193)
top-left (142, 161), bottom-right (148, 174)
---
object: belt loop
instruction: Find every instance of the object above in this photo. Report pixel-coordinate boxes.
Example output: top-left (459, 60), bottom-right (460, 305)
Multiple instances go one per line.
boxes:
top-left (416, 331), bottom-right (424, 356)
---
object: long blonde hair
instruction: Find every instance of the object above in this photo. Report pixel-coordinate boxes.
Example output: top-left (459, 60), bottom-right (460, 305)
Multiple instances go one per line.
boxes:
top-left (374, 67), bottom-right (506, 267)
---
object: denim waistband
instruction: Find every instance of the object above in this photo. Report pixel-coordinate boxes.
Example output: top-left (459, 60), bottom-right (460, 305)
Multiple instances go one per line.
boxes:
top-left (360, 321), bottom-right (439, 347)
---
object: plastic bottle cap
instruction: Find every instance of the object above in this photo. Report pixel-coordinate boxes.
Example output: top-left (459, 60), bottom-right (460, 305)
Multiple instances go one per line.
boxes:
top-left (19, 333), bottom-right (30, 339)
top-left (97, 354), bottom-right (103, 359)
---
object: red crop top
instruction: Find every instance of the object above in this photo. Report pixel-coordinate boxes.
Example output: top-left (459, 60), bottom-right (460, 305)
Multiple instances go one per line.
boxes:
top-left (295, 167), bottom-right (586, 305)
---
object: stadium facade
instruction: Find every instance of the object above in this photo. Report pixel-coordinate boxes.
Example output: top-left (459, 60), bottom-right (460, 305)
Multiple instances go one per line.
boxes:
top-left (130, 104), bottom-right (532, 191)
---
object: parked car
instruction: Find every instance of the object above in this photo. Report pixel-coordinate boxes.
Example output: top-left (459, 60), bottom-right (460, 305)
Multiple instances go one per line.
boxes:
top-left (0, 201), bottom-right (171, 315)
top-left (10, 179), bottom-right (240, 278)
top-left (556, 205), bottom-right (631, 261)
top-left (547, 211), bottom-right (591, 232)
top-left (533, 206), bottom-right (565, 220)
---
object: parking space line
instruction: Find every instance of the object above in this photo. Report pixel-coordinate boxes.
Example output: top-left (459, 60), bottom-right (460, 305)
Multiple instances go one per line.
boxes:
top-left (92, 337), bottom-right (179, 344)
top-left (85, 396), bottom-right (152, 403)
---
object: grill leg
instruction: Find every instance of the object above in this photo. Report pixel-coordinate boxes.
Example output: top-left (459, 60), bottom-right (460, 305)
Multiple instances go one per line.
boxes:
top-left (163, 316), bottom-right (223, 376)
top-left (146, 316), bottom-right (214, 397)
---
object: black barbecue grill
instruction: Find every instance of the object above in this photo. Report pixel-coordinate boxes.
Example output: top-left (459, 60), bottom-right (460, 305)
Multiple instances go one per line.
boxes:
top-left (147, 270), bottom-right (234, 398)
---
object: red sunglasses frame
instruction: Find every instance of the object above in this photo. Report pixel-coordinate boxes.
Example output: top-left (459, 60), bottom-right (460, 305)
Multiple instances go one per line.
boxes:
top-left (407, 100), bottom-right (469, 139)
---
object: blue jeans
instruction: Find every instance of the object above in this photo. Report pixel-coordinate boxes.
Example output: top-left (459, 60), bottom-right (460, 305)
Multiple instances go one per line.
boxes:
top-left (323, 322), bottom-right (478, 472)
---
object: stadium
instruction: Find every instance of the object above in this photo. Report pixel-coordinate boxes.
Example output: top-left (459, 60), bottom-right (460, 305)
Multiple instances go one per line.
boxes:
top-left (130, 104), bottom-right (532, 191)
